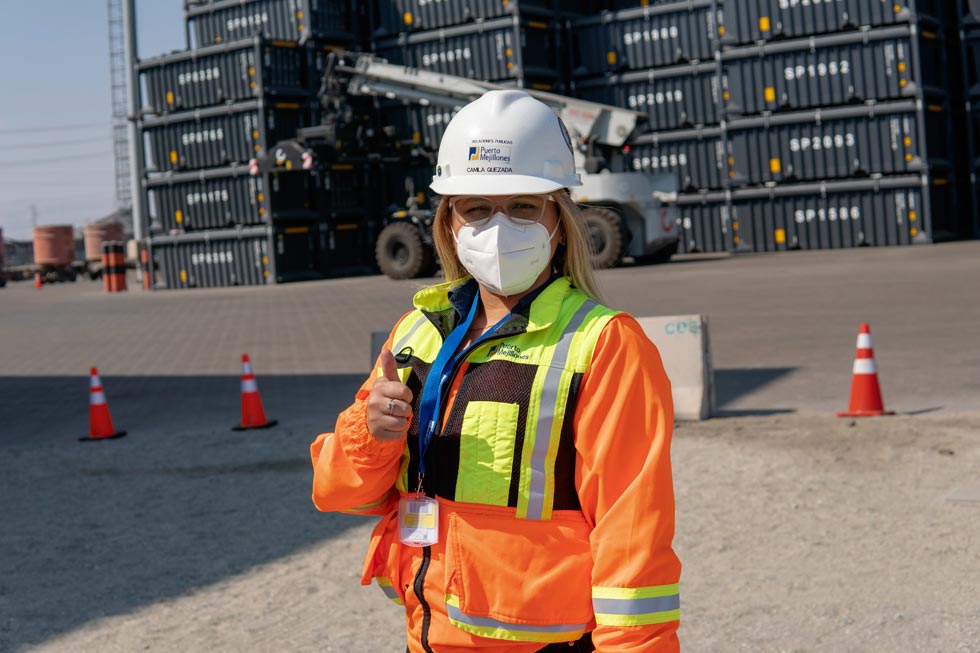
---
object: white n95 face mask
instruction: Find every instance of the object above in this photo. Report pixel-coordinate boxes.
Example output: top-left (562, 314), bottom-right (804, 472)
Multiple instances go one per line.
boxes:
top-left (454, 213), bottom-right (558, 296)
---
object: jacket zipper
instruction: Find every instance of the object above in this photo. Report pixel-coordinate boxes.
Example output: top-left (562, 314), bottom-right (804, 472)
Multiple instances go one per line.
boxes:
top-left (413, 545), bottom-right (435, 653)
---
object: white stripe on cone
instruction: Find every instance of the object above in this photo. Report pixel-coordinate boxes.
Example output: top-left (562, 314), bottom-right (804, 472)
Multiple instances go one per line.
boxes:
top-left (90, 375), bottom-right (102, 389)
top-left (241, 378), bottom-right (259, 393)
top-left (90, 391), bottom-right (107, 405)
top-left (857, 333), bottom-right (873, 349)
top-left (853, 359), bottom-right (877, 375)
top-left (243, 362), bottom-right (254, 375)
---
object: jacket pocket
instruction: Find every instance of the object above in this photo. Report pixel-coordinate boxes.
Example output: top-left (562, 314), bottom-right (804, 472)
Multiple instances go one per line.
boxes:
top-left (360, 508), bottom-right (406, 605)
top-left (443, 507), bottom-right (595, 643)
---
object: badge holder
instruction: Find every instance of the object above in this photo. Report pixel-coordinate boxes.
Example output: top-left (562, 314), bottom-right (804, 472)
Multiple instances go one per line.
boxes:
top-left (398, 493), bottom-right (439, 547)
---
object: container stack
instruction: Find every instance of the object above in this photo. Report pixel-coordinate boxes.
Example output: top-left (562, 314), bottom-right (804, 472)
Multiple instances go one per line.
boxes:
top-left (959, 0), bottom-right (980, 240)
top-left (140, 0), bottom-right (369, 289)
top-left (369, 0), bottom-right (591, 151)
top-left (568, 0), bottom-right (968, 253)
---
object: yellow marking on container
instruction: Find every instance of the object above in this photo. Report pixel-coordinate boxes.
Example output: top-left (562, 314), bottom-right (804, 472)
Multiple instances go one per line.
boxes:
top-left (905, 153), bottom-right (913, 161)
top-left (607, 51), bottom-right (617, 65)
top-left (180, 269), bottom-right (187, 283)
top-left (285, 226), bottom-right (309, 235)
top-left (404, 12), bottom-right (413, 25)
top-left (723, 90), bottom-right (730, 101)
top-left (252, 130), bottom-right (260, 139)
top-left (910, 228), bottom-right (918, 236)
top-left (532, 83), bottom-right (551, 90)
top-left (276, 102), bottom-right (300, 109)
top-left (769, 158), bottom-right (782, 174)
top-left (759, 17), bottom-right (771, 32)
top-left (166, 91), bottom-right (174, 104)
top-left (893, 3), bottom-right (901, 12)
top-left (417, 192), bottom-right (426, 204)
top-left (250, 81), bottom-right (257, 89)
top-left (298, 24), bottom-right (304, 32)
top-left (640, 0), bottom-right (649, 6)
top-left (899, 79), bottom-right (907, 87)
top-left (296, 10), bottom-right (303, 19)
top-left (909, 211), bottom-right (917, 221)
top-left (412, 131), bottom-right (421, 143)
top-left (254, 145), bottom-right (261, 153)
top-left (921, 30), bottom-right (936, 40)
top-left (262, 256), bottom-right (269, 264)
top-left (285, 160), bottom-right (292, 169)
top-left (528, 20), bottom-right (548, 29)
top-left (775, 228), bottom-right (786, 244)
top-left (271, 40), bottom-right (294, 48)
top-left (898, 62), bottom-right (906, 72)
top-left (718, 25), bottom-right (725, 35)
top-left (257, 193), bottom-right (265, 202)
top-left (336, 223), bottom-right (359, 231)
top-left (732, 221), bottom-right (739, 231)
top-left (927, 104), bottom-right (943, 113)
top-left (507, 62), bottom-right (514, 70)
top-left (215, 37), bottom-right (223, 43)
top-left (175, 210), bottom-right (183, 224)
top-left (729, 171), bottom-right (735, 178)
top-left (933, 177), bottom-right (948, 186)
top-left (335, 139), bottom-right (342, 149)
top-left (505, 48), bottom-right (513, 57)
top-left (765, 87), bottom-right (776, 103)
top-left (733, 235), bottom-right (740, 244)
top-left (259, 207), bottom-right (266, 215)
top-left (904, 136), bottom-right (912, 146)
top-left (503, 0), bottom-right (510, 7)
top-left (331, 163), bottom-right (354, 170)
top-left (249, 67), bottom-right (256, 76)
top-left (264, 270), bottom-right (269, 278)
top-left (170, 151), bottom-right (178, 164)
top-left (728, 156), bottom-right (735, 165)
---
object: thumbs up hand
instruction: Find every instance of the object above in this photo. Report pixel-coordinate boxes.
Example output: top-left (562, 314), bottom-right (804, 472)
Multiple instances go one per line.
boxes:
top-left (366, 349), bottom-right (414, 442)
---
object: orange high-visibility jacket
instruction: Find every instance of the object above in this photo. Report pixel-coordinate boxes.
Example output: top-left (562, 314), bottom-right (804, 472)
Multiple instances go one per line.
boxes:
top-left (311, 278), bottom-right (681, 652)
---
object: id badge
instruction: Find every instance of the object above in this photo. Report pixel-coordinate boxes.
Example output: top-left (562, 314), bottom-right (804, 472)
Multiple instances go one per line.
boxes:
top-left (398, 495), bottom-right (439, 547)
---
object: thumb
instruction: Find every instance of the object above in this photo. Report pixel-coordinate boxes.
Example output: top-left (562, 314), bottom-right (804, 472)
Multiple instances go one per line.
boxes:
top-left (379, 348), bottom-right (400, 382)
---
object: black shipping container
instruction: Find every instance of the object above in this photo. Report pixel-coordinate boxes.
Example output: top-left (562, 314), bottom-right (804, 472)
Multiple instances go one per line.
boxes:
top-left (725, 100), bottom-right (953, 185)
top-left (147, 166), bottom-right (315, 232)
top-left (378, 103), bottom-right (461, 151)
top-left (570, 0), bottom-right (720, 77)
top-left (151, 226), bottom-right (274, 288)
top-left (142, 99), bottom-right (315, 172)
top-left (139, 38), bottom-right (310, 116)
top-left (316, 219), bottom-right (377, 277)
top-left (672, 192), bottom-right (732, 253)
top-left (572, 61), bottom-right (720, 129)
top-left (628, 126), bottom-right (726, 190)
top-left (728, 178), bottom-right (933, 251)
top-left (273, 220), bottom-right (321, 280)
top-left (186, 0), bottom-right (356, 47)
top-left (718, 0), bottom-right (945, 46)
top-left (721, 26), bottom-right (948, 117)
top-left (372, 0), bottom-right (581, 36)
top-left (374, 15), bottom-right (561, 84)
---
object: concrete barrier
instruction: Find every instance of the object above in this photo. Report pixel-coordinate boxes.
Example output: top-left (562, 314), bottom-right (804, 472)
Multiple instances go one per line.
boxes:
top-left (635, 315), bottom-right (715, 421)
top-left (372, 314), bottom-right (715, 421)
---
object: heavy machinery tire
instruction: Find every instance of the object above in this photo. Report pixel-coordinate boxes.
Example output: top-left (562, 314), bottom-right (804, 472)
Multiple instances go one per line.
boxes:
top-left (635, 240), bottom-right (679, 266)
top-left (376, 221), bottom-right (436, 279)
top-left (582, 206), bottom-right (628, 269)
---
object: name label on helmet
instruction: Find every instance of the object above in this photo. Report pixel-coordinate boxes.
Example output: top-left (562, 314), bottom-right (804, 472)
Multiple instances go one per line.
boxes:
top-left (467, 138), bottom-right (513, 164)
top-left (467, 166), bottom-right (514, 173)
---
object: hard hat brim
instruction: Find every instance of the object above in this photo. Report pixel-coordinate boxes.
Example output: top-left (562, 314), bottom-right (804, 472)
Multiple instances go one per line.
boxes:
top-left (430, 173), bottom-right (582, 196)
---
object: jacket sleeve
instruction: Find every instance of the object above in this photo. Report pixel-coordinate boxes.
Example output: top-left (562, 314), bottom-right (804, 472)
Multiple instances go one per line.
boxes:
top-left (309, 314), bottom-right (412, 517)
top-left (574, 313), bottom-right (681, 652)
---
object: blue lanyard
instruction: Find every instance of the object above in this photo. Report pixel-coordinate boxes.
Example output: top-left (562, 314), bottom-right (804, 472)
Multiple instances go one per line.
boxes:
top-left (415, 293), bottom-right (506, 479)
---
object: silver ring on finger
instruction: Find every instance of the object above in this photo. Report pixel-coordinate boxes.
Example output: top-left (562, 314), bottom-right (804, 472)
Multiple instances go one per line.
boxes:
top-left (386, 398), bottom-right (396, 415)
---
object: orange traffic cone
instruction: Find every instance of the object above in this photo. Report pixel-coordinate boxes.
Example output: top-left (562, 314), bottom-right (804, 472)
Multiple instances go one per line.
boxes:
top-left (837, 324), bottom-right (894, 417)
top-left (34, 272), bottom-right (42, 289)
top-left (79, 367), bottom-right (127, 441)
top-left (232, 354), bottom-right (277, 431)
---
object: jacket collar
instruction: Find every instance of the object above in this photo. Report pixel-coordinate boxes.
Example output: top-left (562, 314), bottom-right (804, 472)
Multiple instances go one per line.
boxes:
top-left (412, 276), bottom-right (573, 338)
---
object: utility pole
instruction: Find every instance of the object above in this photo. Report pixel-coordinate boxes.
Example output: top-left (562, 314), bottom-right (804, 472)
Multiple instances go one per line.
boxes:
top-left (121, 0), bottom-right (146, 241)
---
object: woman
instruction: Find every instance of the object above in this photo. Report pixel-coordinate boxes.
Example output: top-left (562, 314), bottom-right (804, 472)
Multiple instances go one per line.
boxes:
top-left (311, 90), bottom-right (680, 652)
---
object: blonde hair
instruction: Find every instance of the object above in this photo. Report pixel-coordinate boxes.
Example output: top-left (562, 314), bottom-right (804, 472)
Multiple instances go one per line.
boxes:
top-left (432, 189), bottom-right (603, 303)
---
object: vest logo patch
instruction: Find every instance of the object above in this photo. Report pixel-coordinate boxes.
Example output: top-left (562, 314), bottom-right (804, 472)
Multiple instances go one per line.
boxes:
top-left (487, 343), bottom-right (529, 361)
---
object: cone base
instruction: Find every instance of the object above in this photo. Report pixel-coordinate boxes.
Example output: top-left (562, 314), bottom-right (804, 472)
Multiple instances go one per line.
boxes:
top-left (79, 430), bottom-right (127, 442)
top-left (232, 419), bottom-right (278, 432)
top-left (837, 410), bottom-right (895, 418)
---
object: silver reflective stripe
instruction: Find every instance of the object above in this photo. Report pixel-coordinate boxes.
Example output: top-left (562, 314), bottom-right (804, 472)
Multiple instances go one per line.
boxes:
top-left (90, 391), bottom-right (107, 406)
top-left (241, 378), bottom-right (259, 393)
top-left (853, 358), bottom-right (876, 375)
top-left (393, 313), bottom-right (427, 355)
top-left (526, 299), bottom-right (597, 520)
top-left (379, 584), bottom-right (401, 601)
top-left (446, 602), bottom-right (586, 633)
top-left (592, 594), bottom-right (680, 615)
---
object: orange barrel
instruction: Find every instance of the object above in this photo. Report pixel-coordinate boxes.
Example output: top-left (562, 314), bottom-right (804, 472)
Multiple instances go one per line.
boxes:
top-left (84, 223), bottom-right (125, 261)
top-left (140, 247), bottom-right (151, 290)
top-left (102, 241), bottom-right (127, 293)
top-left (33, 226), bottom-right (74, 266)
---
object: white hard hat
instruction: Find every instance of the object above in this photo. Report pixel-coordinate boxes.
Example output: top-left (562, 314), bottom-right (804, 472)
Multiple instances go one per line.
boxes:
top-left (430, 90), bottom-right (582, 196)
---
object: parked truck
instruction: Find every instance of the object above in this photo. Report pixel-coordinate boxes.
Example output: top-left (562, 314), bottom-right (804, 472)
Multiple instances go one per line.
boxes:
top-left (251, 52), bottom-right (679, 279)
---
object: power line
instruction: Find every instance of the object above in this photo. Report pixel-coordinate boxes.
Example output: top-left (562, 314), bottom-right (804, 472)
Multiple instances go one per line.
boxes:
top-left (0, 120), bottom-right (112, 135)
top-left (0, 150), bottom-right (114, 168)
top-left (2, 135), bottom-right (114, 151)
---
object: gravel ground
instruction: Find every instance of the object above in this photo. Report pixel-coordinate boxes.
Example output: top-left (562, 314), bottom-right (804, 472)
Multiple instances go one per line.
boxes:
top-left (3, 413), bottom-right (977, 653)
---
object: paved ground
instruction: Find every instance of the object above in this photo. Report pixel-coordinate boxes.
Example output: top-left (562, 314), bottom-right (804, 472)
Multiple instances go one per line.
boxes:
top-left (1, 242), bottom-right (978, 652)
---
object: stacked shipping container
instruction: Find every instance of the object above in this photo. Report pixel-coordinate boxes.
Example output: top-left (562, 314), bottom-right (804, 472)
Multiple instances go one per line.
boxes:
top-left (568, 0), bottom-right (968, 253)
top-left (140, 1), bottom-right (373, 288)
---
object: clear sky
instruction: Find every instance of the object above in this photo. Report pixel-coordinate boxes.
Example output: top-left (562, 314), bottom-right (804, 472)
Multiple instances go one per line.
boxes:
top-left (0, 1), bottom-right (184, 241)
